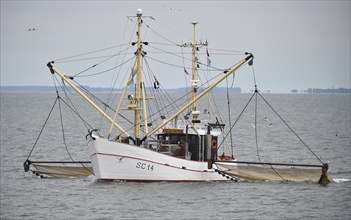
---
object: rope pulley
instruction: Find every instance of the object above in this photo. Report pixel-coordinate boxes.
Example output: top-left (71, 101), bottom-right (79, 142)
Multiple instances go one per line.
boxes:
top-left (86, 128), bottom-right (98, 140)
top-left (154, 80), bottom-right (160, 89)
top-left (23, 159), bottom-right (31, 172)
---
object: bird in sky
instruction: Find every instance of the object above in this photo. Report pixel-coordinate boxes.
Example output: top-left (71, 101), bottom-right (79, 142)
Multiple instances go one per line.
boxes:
top-left (28, 28), bottom-right (38, 31)
top-left (162, 5), bottom-right (181, 12)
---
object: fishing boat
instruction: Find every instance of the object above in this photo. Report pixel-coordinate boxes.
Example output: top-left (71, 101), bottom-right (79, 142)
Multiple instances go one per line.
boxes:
top-left (24, 9), bottom-right (331, 185)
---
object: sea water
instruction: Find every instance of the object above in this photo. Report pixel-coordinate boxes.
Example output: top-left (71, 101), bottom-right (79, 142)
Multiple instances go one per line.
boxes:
top-left (1, 92), bottom-right (350, 219)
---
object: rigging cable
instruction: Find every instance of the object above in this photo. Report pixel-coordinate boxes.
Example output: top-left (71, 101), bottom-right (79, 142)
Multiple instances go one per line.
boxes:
top-left (144, 22), bottom-right (181, 46)
top-left (197, 47), bottom-right (229, 131)
top-left (254, 90), bottom-right (262, 163)
top-left (52, 76), bottom-right (95, 133)
top-left (143, 63), bottom-right (164, 127)
top-left (103, 20), bottom-right (138, 131)
top-left (143, 58), bottom-right (167, 119)
top-left (71, 46), bottom-right (134, 78)
top-left (218, 92), bottom-right (256, 149)
top-left (180, 44), bottom-right (189, 90)
top-left (26, 97), bottom-right (59, 160)
top-left (106, 18), bottom-right (137, 112)
top-left (251, 62), bottom-right (263, 163)
top-left (53, 43), bottom-right (131, 63)
top-left (55, 84), bottom-right (95, 175)
top-left (194, 53), bottom-right (231, 152)
top-left (122, 76), bottom-right (189, 136)
top-left (57, 95), bottom-right (74, 162)
top-left (143, 57), bottom-right (191, 117)
top-left (72, 56), bottom-right (135, 78)
top-left (257, 92), bottom-right (325, 164)
top-left (147, 44), bottom-right (228, 73)
top-left (152, 18), bottom-right (191, 43)
top-left (226, 77), bottom-right (234, 156)
top-left (137, 57), bottom-right (249, 135)
top-left (71, 79), bottom-right (135, 126)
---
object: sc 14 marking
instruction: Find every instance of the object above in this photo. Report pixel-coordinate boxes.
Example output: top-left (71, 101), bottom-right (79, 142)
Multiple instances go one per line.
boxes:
top-left (136, 162), bottom-right (154, 171)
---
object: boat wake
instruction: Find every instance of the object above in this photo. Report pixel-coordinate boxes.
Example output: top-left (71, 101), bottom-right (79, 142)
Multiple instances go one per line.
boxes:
top-left (332, 178), bottom-right (351, 183)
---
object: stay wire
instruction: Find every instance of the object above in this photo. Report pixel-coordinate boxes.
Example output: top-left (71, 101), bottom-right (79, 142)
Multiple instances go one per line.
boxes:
top-left (53, 43), bottom-right (131, 63)
top-left (52, 81), bottom-right (95, 175)
top-left (59, 99), bottom-right (94, 175)
top-left (218, 92), bottom-right (256, 149)
top-left (257, 92), bottom-right (325, 164)
top-left (144, 23), bottom-right (181, 46)
top-left (147, 44), bottom-right (227, 72)
top-left (59, 96), bottom-right (95, 131)
top-left (26, 97), bottom-right (59, 160)
top-left (55, 78), bottom-right (93, 133)
top-left (144, 59), bottom-right (184, 114)
top-left (57, 96), bottom-right (75, 162)
top-left (269, 164), bottom-right (287, 182)
top-left (196, 56), bottom-right (231, 153)
top-left (72, 46), bottom-right (133, 78)
top-left (143, 57), bottom-right (192, 112)
top-left (180, 45), bottom-right (189, 90)
top-left (254, 91), bottom-right (262, 163)
top-left (152, 18), bottom-right (191, 42)
top-left (54, 74), bottom-right (133, 136)
top-left (226, 78), bottom-right (233, 156)
top-left (71, 79), bottom-right (134, 126)
top-left (105, 18), bottom-right (136, 114)
top-left (137, 58), bottom-right (247, 133)
top-left (72, 56), bottom-right (135, 78)
top-left (143, 61), bottom-right (165, 123)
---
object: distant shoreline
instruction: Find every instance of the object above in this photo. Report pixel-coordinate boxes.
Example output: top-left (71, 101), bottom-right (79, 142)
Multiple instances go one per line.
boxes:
top-left (1, 86), bottom-right (350, 94)
top-left (0, 86), bottom-right (242, 93)
top-left (291, 88), bottom-right (351, 94)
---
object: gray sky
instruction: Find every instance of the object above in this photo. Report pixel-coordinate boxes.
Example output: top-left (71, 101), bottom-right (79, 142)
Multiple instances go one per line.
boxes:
top-left (1, 0), bottom-right (350, 92)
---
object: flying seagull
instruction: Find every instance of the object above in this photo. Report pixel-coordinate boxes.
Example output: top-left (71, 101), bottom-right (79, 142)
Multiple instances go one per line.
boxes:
top-left (162, 5), bottom-right (181, 12)
top-left (28, 28), bottom-right (38, 31)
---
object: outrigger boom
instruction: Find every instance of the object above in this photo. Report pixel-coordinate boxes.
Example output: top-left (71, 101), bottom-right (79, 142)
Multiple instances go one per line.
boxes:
top-left (47, 53), bottom-right (253, 144)
top-left (47, 62), bottom-right (131, 138)
top-left (145, 53), bottom-right (254, 139)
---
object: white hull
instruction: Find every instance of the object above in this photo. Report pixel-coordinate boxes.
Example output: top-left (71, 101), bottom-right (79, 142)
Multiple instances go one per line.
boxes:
top-left (89, 136), bottom-right (231, 182)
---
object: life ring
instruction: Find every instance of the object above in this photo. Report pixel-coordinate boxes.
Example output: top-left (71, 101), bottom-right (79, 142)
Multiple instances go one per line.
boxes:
top-left (212, 140), bottom-right (218, 150)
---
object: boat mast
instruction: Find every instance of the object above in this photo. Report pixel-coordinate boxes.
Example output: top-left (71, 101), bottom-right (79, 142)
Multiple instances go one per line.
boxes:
top-left (131, 9), bottom-right (153, 145)
top-left (191, 22), bottom-right (199, 124)
top-left (134, 10), bottom-right (143, 145)
top-left (146, 53), bottom-right (254, 138)
top-left (182, 22), bottom-right (208, 125)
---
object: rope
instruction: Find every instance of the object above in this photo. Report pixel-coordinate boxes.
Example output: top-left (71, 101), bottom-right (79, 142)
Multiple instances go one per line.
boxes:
top-left (269, 164), bottom-right (287, 182)
top-left (57, 96), bottom-right (74, 162)
top-left (144, 23), bottom-right (181, 46)
top-left (257, 92), bottom-right (325, 164)
top-left (71, 79), bottom-right (135, 127)
top-left (53, 43), bottom-right (131, 63)
top-left (58, 97), bottom-right (94, 131)
top-left (218, 92), bottom-right (256, 149)
top-left (57, 93), bottom-right (95, 175)
top-left (254, 91), bottom-right (262, 163)
top-left (72, 56), bottom-right (135, 78)
top-left (104, 18), bottom-right (136, 120)
top-left (226, 78), bottom-right (233, 155)
top-left (26, 97), bottom-right (59, 160)
top-left (151, 19), bottom-right (191, 42)
top-left (71, 49), bottom-right (133, 78)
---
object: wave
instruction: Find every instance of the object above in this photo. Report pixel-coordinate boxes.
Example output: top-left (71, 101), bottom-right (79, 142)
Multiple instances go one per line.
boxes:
top-left (332, 178), bottom-right (351, 183)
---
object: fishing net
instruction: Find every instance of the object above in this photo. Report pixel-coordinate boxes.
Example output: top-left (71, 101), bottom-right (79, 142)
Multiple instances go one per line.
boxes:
top-left (216, 163), bottom-right (332, 185)
top-left (31, 164), bottom-right (93, 178)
